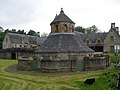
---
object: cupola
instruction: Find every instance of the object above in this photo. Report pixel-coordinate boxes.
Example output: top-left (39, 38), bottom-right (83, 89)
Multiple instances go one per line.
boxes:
top-left (50, 8), bottom-right (75, 33)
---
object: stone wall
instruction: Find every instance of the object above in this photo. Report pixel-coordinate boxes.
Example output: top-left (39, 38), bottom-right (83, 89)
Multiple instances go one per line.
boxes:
top-left (51, 22), bottom-right (74, 33)
top-left (104, 30), bottom-right (120, 53)
top-left (84, 55), bottom-right (109, 71)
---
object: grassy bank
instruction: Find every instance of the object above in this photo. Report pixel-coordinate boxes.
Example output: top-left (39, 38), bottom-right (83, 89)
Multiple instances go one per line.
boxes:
top-left (0, 59), bottom-right (118, 90)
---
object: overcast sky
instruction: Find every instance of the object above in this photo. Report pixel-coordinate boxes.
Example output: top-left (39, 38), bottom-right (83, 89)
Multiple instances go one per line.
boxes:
top-left (0, 0), bottom-right (120, 34)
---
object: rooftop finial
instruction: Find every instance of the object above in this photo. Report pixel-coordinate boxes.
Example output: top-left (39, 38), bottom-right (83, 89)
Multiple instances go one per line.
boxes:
top-left (60, 8), bottom-right (64, 13)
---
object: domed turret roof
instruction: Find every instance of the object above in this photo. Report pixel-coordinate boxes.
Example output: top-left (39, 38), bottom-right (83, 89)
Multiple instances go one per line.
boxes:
top-left (50, 8), bottom-right (75, 25)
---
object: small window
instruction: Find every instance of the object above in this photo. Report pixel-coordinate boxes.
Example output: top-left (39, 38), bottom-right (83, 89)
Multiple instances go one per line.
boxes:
top-left (72, 25), bottom-right (74, 32)
top-left (110, 36), bottom-right (114, 41)
top-left (97, 40), bottom-right (101, 43)
top-left (64, 24), bottom-right (67, 32)
top-left (20, 45), bottom-right (22, 47)
top-left (56, 25), bottom-right (58, 32)
top-left (86, 40), bottom-right (89, 43)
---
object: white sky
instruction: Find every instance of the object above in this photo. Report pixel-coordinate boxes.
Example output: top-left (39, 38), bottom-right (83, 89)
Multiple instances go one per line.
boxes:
top-left (0, 0), bottom-right (120, 35)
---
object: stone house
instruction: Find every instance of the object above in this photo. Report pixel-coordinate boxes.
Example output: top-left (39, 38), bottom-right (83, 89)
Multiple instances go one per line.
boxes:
top-left (1, 33), bottom-right (47, 59)
top-left (78, 23), bottom-right (120, 53)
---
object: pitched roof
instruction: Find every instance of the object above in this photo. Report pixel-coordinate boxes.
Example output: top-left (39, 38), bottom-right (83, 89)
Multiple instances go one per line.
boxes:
top-left (6, 33), bottom-right (47, 45)
top-left (50, 8), bottom-right (75, 25)
top-left (35, 33), bottom-right (94, 53)
top-left (75, 31), bottom-right (107, 43)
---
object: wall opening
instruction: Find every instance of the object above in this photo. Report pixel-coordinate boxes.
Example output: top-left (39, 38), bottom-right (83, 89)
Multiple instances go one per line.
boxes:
top-left (11, 53), bottom-right (16, 59)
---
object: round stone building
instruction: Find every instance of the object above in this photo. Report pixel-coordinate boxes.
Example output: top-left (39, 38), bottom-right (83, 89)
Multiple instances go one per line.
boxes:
top-left (35, 8), bottom-right (94, 72)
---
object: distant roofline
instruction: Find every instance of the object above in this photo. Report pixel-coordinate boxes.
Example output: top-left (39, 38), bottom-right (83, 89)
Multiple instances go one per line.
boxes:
top-left (7, 33), bottom-right (40, 38)
top-left (50, 32), bottom-right (76, 36)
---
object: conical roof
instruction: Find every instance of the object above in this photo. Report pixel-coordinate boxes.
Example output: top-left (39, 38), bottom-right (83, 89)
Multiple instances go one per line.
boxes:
top-left (35, 33), bottom-right (94, 53)
top-left (50, 8), bottom-right (75, 25)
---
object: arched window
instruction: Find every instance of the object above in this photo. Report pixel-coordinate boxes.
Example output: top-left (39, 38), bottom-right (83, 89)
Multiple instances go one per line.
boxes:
top-left (56, 25), bottom-right (58, 32)
top-left (72, 25), bottom-right (74, 32)
top-left (64, 24), bottom-right (67, 32)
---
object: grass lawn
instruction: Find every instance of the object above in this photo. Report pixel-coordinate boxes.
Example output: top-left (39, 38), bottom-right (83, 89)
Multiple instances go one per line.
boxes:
top-left (0, 59), bottom-right (118, 90)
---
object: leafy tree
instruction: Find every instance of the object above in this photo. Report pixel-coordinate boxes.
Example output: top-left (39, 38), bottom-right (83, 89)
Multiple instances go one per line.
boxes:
top-left (17, 30), bottom-right (26, 34)
top-left (27, 29), bottom-right (37, 36)
top-left (0, 32), bottom-right (5, 49)
top-left (41, 32), bottom-right (48, 37)
top-left (85, 25), bottom-right (100, 34)
top-left (75, 26), bottom-right (85, 33)
top-left (0, 26), bottom-right (4, 32)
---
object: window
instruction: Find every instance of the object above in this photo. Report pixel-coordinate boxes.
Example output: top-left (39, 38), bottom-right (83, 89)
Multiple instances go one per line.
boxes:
top-left (64, 24), bottom-right (67, 32)
top-left (97, 40), bottom-right (101, 43)
top-left (72, 25), bottom-right (74, 32)
top-left (20, 45), bottom-right (22, 47)
top-left (86, 40), bottom-right (89, 43)
top-left (110, 36), bottom-right (114, 41)
top-left (56, 25), bottom-right (58, 32)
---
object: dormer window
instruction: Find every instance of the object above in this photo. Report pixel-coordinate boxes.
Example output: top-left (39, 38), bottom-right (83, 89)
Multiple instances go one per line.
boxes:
top-left (86, 40), bottom-right (90, 43)
top-left (97, 40), bottom-right (101, 43)
top-left (64, 24), bottom-right (67, 32)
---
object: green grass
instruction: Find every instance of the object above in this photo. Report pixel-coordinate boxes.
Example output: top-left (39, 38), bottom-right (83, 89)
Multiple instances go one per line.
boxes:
top-left (0, 59), bottom-right (118, 90)
top-left (109, 53), bottom-right (120, 63)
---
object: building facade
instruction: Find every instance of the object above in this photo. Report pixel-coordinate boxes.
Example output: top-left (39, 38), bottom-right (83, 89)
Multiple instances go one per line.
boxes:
top-left (79, 23), bottom-right (120, 53)
top-left (1, 33), bottom-right (47, 59)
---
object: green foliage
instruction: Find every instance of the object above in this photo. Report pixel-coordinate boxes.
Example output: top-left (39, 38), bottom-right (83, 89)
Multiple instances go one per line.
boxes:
top-left (75, 26), bottom-right (85, 33)
top-left (27, 29), bottom-right (38, 36)
top-left (0, 32), bottom-right (5, 49)
top-left (85, 25), bottom-right (100, 34)
top-left (74, 69), bottom-right (118, 90)
top-left (109, 53), bottom-right (120, 63)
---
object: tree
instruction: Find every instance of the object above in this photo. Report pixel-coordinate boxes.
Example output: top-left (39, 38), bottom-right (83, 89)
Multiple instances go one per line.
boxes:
top-left (0, 32), bottom-right (5, 49)
top-left (0, 26), bottom-right (4, 32)
top-left (27, 30), bottom-right (37, 36)
top-left (85, 25), bottom-right (100, 34)
top-left (41, 32), bottom-right (48, 37)
top-left (75, 26), bottom-right (85, 33)
top-left (17, 30), bottom-right (26, 34)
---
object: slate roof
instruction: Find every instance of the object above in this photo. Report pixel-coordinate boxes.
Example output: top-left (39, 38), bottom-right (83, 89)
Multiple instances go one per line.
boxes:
top-left (50, 8), bottom-right (75, 25)
top-left (35, 33), bottom-right (94, 53)
top-left (6, 33), bottom-right (47, 45)
top-left (75, 31), bottom-right (108, 43)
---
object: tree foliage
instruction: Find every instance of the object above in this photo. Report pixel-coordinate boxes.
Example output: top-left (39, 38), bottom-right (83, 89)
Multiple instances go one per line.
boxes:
top-left (85, 25), bottom-right (100, 34)
top-left (75, 26), bottom-right (85, 33)
top-left (41, 32), bottom-right (48, 37)
top-left (75, 25), bottom-right (100, 34)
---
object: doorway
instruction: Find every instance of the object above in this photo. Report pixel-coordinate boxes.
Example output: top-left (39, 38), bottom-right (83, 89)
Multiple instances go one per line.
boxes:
top-left (11, 53), bottom-right (16, 59)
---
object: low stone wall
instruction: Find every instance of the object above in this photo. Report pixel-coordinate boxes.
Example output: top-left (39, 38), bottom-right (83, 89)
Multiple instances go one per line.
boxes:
top-left (84, 55), bottom-right (109, 71)
top-left (40, 60), bottom-right (76, 72)
top-left (17, 57), bottom-right (33, 70)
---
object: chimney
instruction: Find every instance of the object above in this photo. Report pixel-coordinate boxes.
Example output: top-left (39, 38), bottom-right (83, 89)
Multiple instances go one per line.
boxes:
top-left (115, 27), bottom-right (119, 35)
top-left (111, 23), bottom-right (115, 29)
